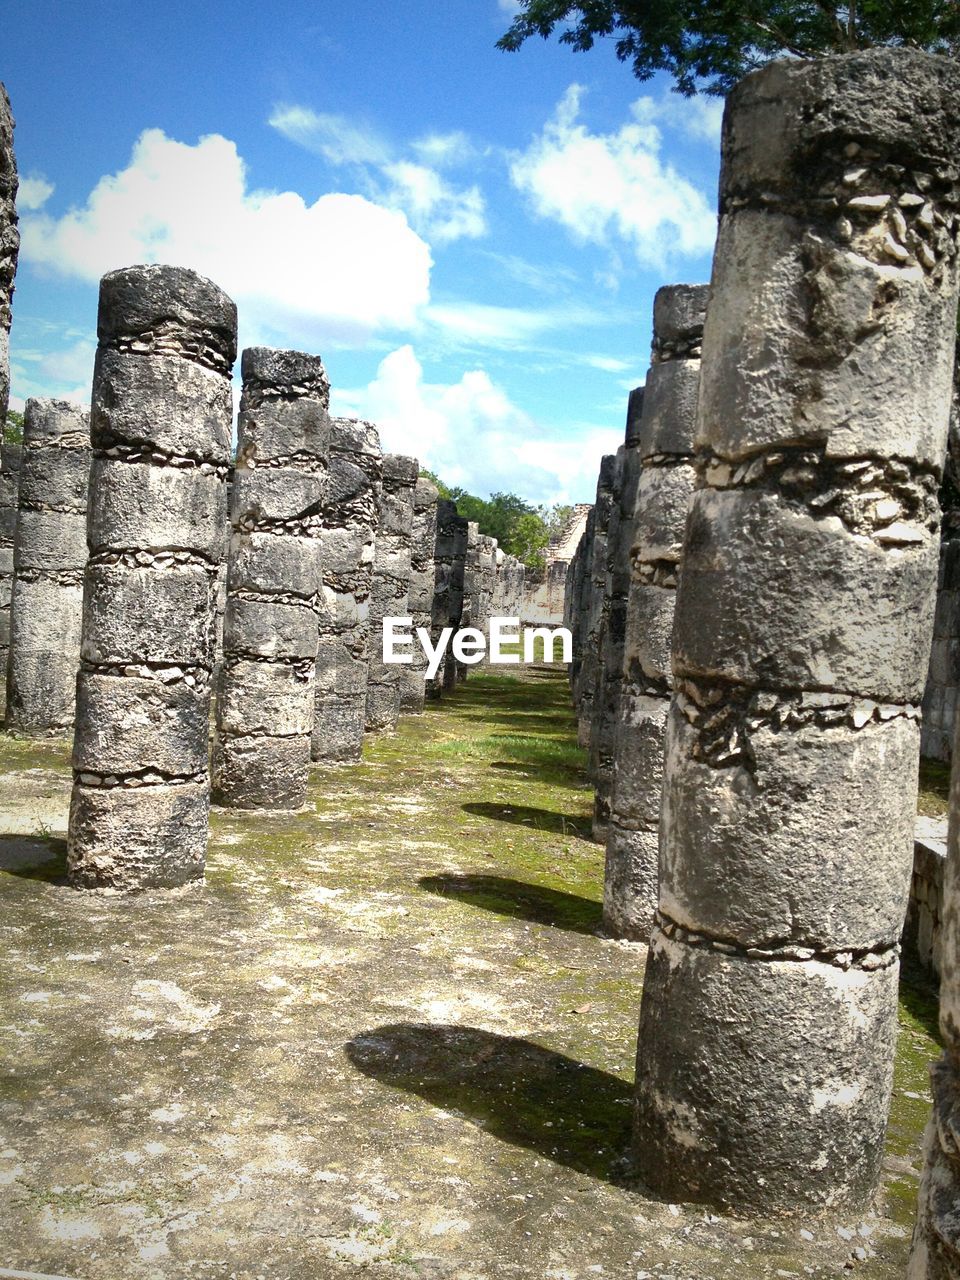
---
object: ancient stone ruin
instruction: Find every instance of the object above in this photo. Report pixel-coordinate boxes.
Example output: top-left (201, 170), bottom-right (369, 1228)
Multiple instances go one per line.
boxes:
top-left (6, 398), bottom-right (90, 731)
top-left (428, 496), bottom-right (468, 696)
top-left (212, 349), bottom-right (330, 810)
top-left (634, 47), bottom-right (960, 1214)
top-left (0, 83), bottom-right (18, 433)
top-left (313, 418), bottom-right (383, 761)
top-left (0, 437), bottom-right (20, 719)
top-left (603, 287), bottom-right (706, 940)
top-left (68, 264), bottom-right (236, 891)
top-left (365, 452), bottom-right (418, 731)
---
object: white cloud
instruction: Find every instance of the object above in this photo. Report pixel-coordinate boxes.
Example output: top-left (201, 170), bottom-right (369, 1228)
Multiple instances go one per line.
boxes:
top-left (383, 162), bottom-right (486, 243)
top-left (511, 85), bottom-right (717, 267)
top-left (675, 95), bottom-right (725, 144)
top-left (20, 129), bottom-right (432, 342)
top-left (270, 106), bottom-right (487, 246)
top-left (10, 338), bottom-right (97, 408)
top-left (268, 105), bottom-right (391, 166)
top-left (425, 299), bottom-right (607, 350)
top-left (17, 175), bottom-right (55, 211)
top-left (335, 344), bottom-right (622, 504)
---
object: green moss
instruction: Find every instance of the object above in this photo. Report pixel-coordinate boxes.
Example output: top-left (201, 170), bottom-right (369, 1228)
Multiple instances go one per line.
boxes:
top-left (918, 757), bottom-right (951, 817)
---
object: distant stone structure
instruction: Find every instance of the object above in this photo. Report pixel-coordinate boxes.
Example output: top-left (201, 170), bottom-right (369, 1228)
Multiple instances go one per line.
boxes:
top-left (522, 503), bottom-right (590, 624)
top-left (565, 505), bottom-right (595, 701)
top-left (365, 452), bottom-right (417, 730)
top-left (604, 288), bottom-right (706, 937)
top-left (0, 83), bottom-right (18, 429)
top-left (212, 348), bottom-right (329, 810)
top-left (635, 49), bottom-right (960, 1215)
top-left (399, 475), bottom-right (438, 714)
top-left (0, 439), bottom-right (20, 717)
top-left (456, 520), bottom-right (480, 683)
top-left (68, 265), bottom-right (236, 891)
top-left (313, 418), bottom-right (382, 761)
top-left (6, 399), bottom-right (90, 731)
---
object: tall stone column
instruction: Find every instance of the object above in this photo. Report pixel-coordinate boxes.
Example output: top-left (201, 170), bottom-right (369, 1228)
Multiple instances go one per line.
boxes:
top-left (604, 290), bottom-right (706, 937)
top-left (67, 265), bottom-right (236, 891)
top-left (213, 349), bottom-right (329, 809)
top-left (0, 83), bottom-right (19, 428)
top-left (6, 399), bottom-right (91, 731)
top-left (312, 418), bottom-right (383, 761)
top-left (634, 48), bottom-right (960, 1215)
top-left (565, 507), bottom-right (594, 697)
top-left (0, 438), bottom-right (20, 717)
top-left (433, 499), bottom-right (467, 695)
top-left (577, 458), bottom-right (617, 745)
top-left (399, 475), bottom-right (438, 714)
top-left (365, 452), bottom-right (417, 730)
top-left (456, 520), bottom-right (480, 683)
top-left (587, 443), bottom-right (625, 835)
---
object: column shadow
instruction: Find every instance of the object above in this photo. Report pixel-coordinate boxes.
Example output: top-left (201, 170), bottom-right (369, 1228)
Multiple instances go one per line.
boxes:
top-left (419, 872), bottom-right (602, 936)
top-left (344, 1022), bottom-right (634, 1183)
top-left (462, 801), bottom-right (589, 839)
top-left (0, 834), bottom-right (68, 882)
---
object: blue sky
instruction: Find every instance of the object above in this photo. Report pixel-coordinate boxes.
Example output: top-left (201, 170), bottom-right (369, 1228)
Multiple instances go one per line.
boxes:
top-left (3, 0), bottom-right (722, 505)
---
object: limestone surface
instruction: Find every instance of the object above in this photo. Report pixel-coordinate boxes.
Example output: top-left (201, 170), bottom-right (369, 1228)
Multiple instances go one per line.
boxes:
top-left (6, 398), bottom-right (91, 731)
top-left (67, 264), bottom-right (236, 891)
top-left (365, 452), bottom-right (417, 731)
top-left (213, 347), bottom-right (330, 809)
top-left (0, 83), bottom-right (19, 427)
top-left (399, 476), bottom-right (438, 714)
top-left (634, 48), bottom-right (960, 1216)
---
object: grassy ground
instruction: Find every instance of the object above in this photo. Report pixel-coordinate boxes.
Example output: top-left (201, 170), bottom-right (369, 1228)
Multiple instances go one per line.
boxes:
top-left (0, 665), bottom-right (942, 1279)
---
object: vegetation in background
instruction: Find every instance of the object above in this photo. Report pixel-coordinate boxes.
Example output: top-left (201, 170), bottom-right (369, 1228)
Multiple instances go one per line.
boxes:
top-left (497, 1), bottom-right (960, 97)
top-left (3, 408), bottom-right (22, 444)
top-left (421, 467), bottom-right (573, 572)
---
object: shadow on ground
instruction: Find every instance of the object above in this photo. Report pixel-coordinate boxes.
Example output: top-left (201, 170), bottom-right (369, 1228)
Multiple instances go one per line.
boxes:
top-left (463, 801), bottom-right (589, 839)
top-left (419, 872), bottom-right (602, 936)
top-left (345, 1022), bottom-right (633, 1183)
top-left (0, 833), bottom-right (67, 882)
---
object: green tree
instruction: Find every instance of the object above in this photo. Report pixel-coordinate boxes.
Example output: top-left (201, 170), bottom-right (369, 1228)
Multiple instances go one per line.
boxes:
top-left (498, 1), bottom-right (960, 96)
top-left (3, 407), bottom-right (23, 444)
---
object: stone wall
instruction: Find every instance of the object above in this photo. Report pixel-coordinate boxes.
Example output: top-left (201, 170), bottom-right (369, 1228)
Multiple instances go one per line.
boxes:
top-left (365, 453), bottom-right (417, 730)
top-left (0, 439), bottom-right (20, 718)
top-left (0, 83), bottom-right (18, 427)
top-left (399, 476), bottom-right (438, 714)
top-left (921, 536), bottom-right (960, 762)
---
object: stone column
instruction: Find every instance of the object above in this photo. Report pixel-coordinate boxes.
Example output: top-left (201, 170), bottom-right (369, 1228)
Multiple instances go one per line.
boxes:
top-left (312, 418), bottom-right (383, 761)
top-left (591, 390), bottom-right (645, 842)
top-left (587, 443), bottom-right (626, 836)
top-left (577, 455), bottom-right (617, 746)
top-left (433, 499), bottom-right (467, 695)
top-left (604, 290), bottom-right (706, 937)
top-left (0, 83), bottom-right (19, 428)
top-left (0, 438), bottom-right (20, 717)
top-left (456, 520), bottom-right (480, 683)
top-left (6, 399), bottom-right (91, 731)
top-left (365, 452), bottom-right (417, 730)
top-left (566, 507), bottom-right (594, 697)
top-left (399, 476), bottom-right (438, 714)
top-left (67, 265), bottom-right (236, 891)
top-left (213, 349), bottom-right (329, 809)
top-left (634, 48), bottom-right (960, 1215)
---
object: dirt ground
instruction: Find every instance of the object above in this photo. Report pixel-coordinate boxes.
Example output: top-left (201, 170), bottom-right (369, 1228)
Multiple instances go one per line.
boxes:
top-left (0, 665), bottom-right (942, 1279)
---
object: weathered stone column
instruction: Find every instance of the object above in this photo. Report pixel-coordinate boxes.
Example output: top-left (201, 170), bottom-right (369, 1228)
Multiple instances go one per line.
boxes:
top-left (577, 455), bottom-right (617, 746)
top-left (588, 442), bottom-right (626, 837)
top-left (565, 506), bottom-right (594, 697)
top-left (365, 452), bottom-right (417, 730)
top-left (6, 399), bottom-right (90, 731)
top-left (590, 391), bottom-right (644, 843)
top-left (312, 418), bottom-right (383, 761)
top-left (0, 438), bottom-right (20, 717)
top-left (634, 49), bottom-right (960, 1215)
top-left (456, 520), bottom-right (480, 683)
top-left (604, 290), bottom-right (705, 936)
top-left (67, 265), bottom-right (236, 891)
top-left (0, 83), bottom-right (19, 428)
top-left (399, 476), bottom-right (438, 714)
top-left (213, 349), bottom-right (329, 809)
top-left (432, 499), bottom-right (467, 695)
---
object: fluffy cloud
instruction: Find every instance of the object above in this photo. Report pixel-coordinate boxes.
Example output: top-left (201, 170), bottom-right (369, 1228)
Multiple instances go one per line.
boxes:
top-left (270, 106), bottom-right (486, 244)
top-left (16, 175), bottom-right (55, 211)
top-left (511, 85), bottom-right (717, 266)
top-left (336, 344), bottom-right (622, 504)
top-left (20, 129), bottom-right (432, 342)
top-left (9, 337), bottom-right (97, 409)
